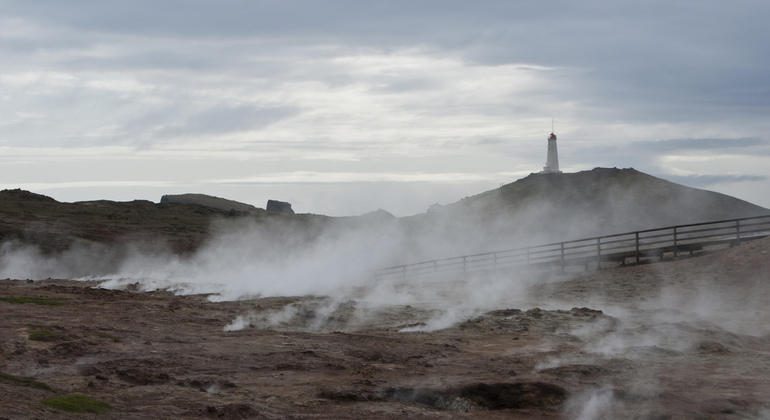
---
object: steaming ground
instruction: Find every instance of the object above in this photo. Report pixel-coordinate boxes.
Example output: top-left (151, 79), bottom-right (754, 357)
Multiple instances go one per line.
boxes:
top-left (1, 231), bottom-right (769, 418)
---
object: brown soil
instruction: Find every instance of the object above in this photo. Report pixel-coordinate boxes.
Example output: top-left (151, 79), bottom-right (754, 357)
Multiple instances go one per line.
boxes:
top-left (1, 238), bottom-right (770, 419)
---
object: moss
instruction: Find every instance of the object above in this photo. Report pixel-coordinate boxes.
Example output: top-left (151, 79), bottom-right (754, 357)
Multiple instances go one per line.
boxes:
top-left (28, 330), bottom-right (57, 342)
top-left (0, 296), bottom-right (65, 306)
top-left (42, 394), bottom-right (113, 413)
top-left (0, 371), bottom-right (53, 391)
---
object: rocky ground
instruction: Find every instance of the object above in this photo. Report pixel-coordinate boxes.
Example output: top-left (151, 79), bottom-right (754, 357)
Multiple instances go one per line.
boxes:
top-left (1, 237), bottom-right (770, 419)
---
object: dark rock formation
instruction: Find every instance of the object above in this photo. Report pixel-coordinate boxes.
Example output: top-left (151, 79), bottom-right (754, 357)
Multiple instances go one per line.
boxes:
top-left (160, 194), bottom-right (260, 213)
top-left (266, 200), bottom-right (294, 214)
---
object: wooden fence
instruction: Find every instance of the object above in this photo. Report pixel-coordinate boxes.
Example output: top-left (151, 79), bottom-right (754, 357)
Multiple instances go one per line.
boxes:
top-left (371, 215), bottom-right (770, 282)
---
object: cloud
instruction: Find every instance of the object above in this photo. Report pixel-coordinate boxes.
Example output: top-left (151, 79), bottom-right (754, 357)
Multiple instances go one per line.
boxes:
top-left (161, 104), bottom-right (300, 137)
top-left (663, 173), bottom-right (767, 188)
top-left (0, 0), bottom-right (768, 213)
top-left (634, 138), bottom-right (770, 153)
top-left (209, 171), bottom-right (520, 185)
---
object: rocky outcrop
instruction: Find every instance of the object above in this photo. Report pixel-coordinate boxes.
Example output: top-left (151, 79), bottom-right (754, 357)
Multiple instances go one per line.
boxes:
top-left (160, 194), bottom-right (261, 213)
top-left (266, 200), bottom-right (294, 214)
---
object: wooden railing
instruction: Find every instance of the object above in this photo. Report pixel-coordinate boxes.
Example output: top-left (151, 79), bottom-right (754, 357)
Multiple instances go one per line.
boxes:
top-left (371, 215), bottom-right (770, 282)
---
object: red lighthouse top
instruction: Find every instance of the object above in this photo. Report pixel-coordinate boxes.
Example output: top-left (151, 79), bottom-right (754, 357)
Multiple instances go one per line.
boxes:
top-left (548, 133), bottom-right (557, 140)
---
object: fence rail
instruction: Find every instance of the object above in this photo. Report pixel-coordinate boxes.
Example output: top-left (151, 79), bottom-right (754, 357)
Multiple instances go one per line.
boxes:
top-left (371, 215), bottom-right (770, 282)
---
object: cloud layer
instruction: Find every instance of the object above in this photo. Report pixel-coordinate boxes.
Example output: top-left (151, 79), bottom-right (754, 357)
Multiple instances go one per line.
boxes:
top-left (1, 1), bottom-right (768, 215)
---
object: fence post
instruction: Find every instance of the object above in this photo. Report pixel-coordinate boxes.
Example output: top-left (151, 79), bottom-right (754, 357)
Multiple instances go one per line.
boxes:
top-left (635, 232), bottom-right (640, 265)
top-left (673, 226), bottom-right (678, 258)
top-left (402, 265), bottom-right (406, 281)
top-left (560, 243), bottom-right (565, 273)
top-left (596, 238), bottom-right (602, 270)
top-left (736, 220), bottom-right (742, 245)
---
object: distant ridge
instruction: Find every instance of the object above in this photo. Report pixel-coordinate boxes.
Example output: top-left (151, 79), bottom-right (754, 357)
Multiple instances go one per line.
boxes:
top-left (403, 168), bottom-right (770, 257)
top-left (160, 194), bottom-right (262, 214)
top-left (0, 169), bottom-right (767, 265)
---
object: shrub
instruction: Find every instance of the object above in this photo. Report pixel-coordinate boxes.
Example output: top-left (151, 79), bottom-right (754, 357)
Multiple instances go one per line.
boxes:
top-left (28, 330), bottom-right (57, 342)
top-left (42, 394), bottom-right (113, 413)
top-left (0, 297), bottom-right (64, 305)
top-left (0, 371), bottom-right (52, 391)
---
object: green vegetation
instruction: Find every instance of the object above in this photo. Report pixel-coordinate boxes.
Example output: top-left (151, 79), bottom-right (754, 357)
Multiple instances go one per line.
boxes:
top-left (28, 330), bottom-right (57, 342)
top-left (0, 371), bottom-right (53, 391)
top-left (42, 394), bottom-right (113, 413)
top-left (0, 296), bottom-right (65, 305)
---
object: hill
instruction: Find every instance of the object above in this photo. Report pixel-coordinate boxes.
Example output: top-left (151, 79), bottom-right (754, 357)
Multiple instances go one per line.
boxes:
top-left (0, 189), bottom-right (324, 257)
top-left (400, 168), bottom-right (770, 259)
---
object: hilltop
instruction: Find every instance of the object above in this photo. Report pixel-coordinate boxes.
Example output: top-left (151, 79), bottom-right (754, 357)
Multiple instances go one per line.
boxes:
top-left (402, 168), bottom-right (770, 258)
top-left (451, 167), bottom-right (768, 228)
top-left (0, 189), bottom-right (327, 257)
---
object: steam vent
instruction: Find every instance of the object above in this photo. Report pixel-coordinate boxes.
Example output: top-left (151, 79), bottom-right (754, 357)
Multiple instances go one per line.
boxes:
top-left (540, 131), bottom-right (562, 174)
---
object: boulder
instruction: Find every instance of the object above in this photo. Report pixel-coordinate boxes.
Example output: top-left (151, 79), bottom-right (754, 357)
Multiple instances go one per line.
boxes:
top-left (266, 200), bottom-right (294, 214)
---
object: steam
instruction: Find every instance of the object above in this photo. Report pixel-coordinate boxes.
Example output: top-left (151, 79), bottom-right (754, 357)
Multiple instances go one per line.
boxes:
top-left (0, 210), bottom-right (554, 337)
top-left (564, 388), bottom-right (616, 420)
top-left (91, 218), bottom-right (412, 299)
top-left (223, 314), bottom-right (251, 332)
top-left (398, 307), bottom-right (479, 332)
top-left (0, 240), bottom-right (134, 280)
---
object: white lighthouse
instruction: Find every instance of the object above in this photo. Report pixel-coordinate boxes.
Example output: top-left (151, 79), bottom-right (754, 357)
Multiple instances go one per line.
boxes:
top-left (541, 131), bottom-right (562, 174)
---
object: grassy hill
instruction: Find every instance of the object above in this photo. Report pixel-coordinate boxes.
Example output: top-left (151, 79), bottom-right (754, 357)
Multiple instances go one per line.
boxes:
top-left (400, 168), bottom-right (770, 259)
top-left (0, 189), bottom-right (327, 256)
top-left (456, 167), bottom-right (766, 227)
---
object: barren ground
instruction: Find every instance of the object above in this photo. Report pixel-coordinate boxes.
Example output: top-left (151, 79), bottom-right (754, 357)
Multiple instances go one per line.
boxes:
top-left (1, 237), bottom-right (770, 419)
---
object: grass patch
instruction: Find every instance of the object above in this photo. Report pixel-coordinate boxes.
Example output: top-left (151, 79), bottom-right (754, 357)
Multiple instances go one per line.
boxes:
top-left (0, 371), bottom-right (53, 391)
top-left (42, 394), bottom-right (112, 413)
top-left (95, 332), bottom-right (121, 342)
top-left (28, 330), bottom-right (58, 342)
top-left (0, 296), bottom-right (65, 306)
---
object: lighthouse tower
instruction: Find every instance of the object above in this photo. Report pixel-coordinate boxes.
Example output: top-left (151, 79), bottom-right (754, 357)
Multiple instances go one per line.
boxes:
top-left (541, 131), bottom-right (562, 174)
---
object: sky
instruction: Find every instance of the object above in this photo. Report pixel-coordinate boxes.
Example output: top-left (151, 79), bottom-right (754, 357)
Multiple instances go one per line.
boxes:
top-left (1, 1), bottom-right (769, 217)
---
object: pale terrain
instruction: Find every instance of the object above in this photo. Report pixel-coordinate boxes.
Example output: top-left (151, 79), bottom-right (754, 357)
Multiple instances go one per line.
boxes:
top-left (2, 237), bottom-right (769, 419)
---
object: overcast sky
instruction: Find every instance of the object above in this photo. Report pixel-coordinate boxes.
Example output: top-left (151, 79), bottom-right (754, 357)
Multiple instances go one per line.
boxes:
top-left (1, 1), bottom-right (769, 216)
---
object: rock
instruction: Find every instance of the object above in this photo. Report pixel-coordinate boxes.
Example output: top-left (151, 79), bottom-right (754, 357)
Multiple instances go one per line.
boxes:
top-left (203, 403), bottom-right (260, 418)
top-left (456, 382), bottom-right (568, 410)
top-left (266, 200), bottom-right (294, 214)
top-left (160, 194), bottom-right (260, 213)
